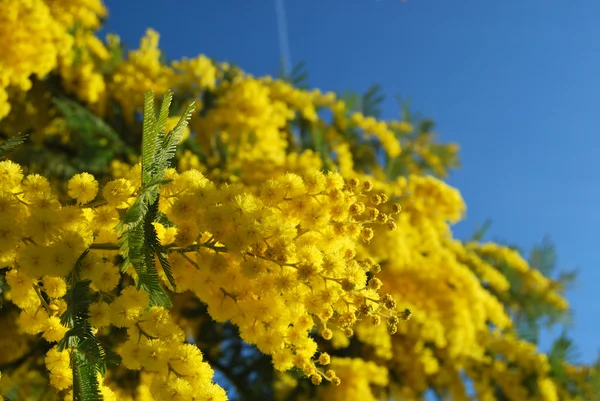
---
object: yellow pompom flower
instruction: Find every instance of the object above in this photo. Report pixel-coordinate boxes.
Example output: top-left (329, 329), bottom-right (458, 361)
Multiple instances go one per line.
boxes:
top-left (89, 301), bottom-right (111, 328)
top-left (45, 346), bottom-right (72, 390)
top-left (102, 178), bottom-right (135, 208)
top-left (42, 316), bottom-right (69, 342)
top-left (42, 276), bottom-right (67, 299)
top-left (67, 172), bottom-right (98, 205)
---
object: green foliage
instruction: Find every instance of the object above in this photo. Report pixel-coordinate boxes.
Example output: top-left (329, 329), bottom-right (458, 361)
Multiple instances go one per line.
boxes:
top-left (471, 219), bottom-right (493, 242)
top-left (463, 225), bottom-right (600, 400)
top-left (53, 97), bottom-right (135, 175)
top-left (141, 91), bottom-right (160, 186)
top-left (362, 84), bottom-right (386, 118)
top-left (471, 231), bottom-right (575, 345)
top-left (138, 198), bottom-right (173, 307)
top-left (71, 349), bottom-right (103, 401)
top-left (4, 94), bottom-right (132, 180)
top-left (145, 199), bottom-right (176, 290)
top-left (549, 332), bottom-right (579, 375)
top-left (0, 133), bottom-right (28, 160)
top-left (66, 250), bottom-right (90, 287)
top-left (547, 333), bottom-right (600, 399)
top-left (117, 91), bottom-right (195, 307)
top-left (53, 97), bottom-right (127, 151)
top-left (59, 280), bottom-right (117, 400)
top-left (280, 61), bottom-right (310, 89)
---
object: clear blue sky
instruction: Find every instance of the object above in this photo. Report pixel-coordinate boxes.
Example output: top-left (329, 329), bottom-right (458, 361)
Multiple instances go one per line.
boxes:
top-left (103, 0), bottom-right (600, 362)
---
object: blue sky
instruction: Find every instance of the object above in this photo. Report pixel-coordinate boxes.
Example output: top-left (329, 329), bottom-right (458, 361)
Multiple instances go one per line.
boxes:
top-left (103, 0), bottom-right (600, 362)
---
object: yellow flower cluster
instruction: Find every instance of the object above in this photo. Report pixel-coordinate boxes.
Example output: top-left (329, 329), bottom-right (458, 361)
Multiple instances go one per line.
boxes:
top-left (112, 29), bottom-right (174, 120)
top-left (0, 148), bottom-right (401, 398)
top-left (191, 76), bottom-right (293, 167)
top-left (172, 55), bottom-right (218, 95)
top-left (112, 29), bottom-right (218, 120)
top-left (59, 29), bottom-right (110, 108)
top-left (268, 166), bottom-right (574, 401)
top-left (46, 0), bottom-right (107, 30)
top-left (0, 1), bottom-right (590, 399)
top-left (351, 112), bottom-right (402, 157)
top-left (112, 295), bottom-right (225, 401)
top-left (266, 78), bottom-right (336, 122)
top-left (285, 166), bottom-right (571, 401)
top-left (157, 168), bottom-right (399, 380)
top-left (0, 0), bottom-right (73, 119)
top-left (470, 242), bottom-right (569, 310)
top-left (0, 160), bottom-right (227, 399)
top-left (397, 175), bottom-right (466, 224)
top-left (458, 332), bottom-right (560, 401)
top-left (317, 357), bottom-right (388, 401)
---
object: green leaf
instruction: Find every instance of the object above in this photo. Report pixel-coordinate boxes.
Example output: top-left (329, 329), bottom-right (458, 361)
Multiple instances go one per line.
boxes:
top-left (311, 128), bottom-right (329, 164)
top-left (0, 133), bottom-right (28, 159)
top-left (339, 90), bottom-right (361, 113)
top-left (550, 332), bottom-right (580, 366)
top-left (278, 61), bottom-right (310, 89)
top-left (60, 280), bottom-right (94, 330)
top-left (121, 177), bottom-right (171, 227)
top-left (59, 279), bottom-right (117, 401)
top-left (155, 90), bottom-right (174, 146)
top-left (71, 350), bottom-right (103, 401)
top-left (419, 119), bottom-right (435, 134)
top-left (395, 95), bottom-right (413, 123)
top-left (141, 91), bottom-right (158, 185)
top-left (2, 387), bottom-right (18, 401)
top-left (289, 61), bottom-right (310, 88)
top-left (118, 221), bottom-right (145, 270)
top-left (362, 84), bottom-right (386, 118)
top-left (120, 91), bottom-right (191, 307)
top-left (139, 199), bottom-right (172, 307)
top-left (514, 313), bottom-right (539, 344)
top-left (556, 269), bottom-right (578, 289)
top-left (529, 237), bottom-right (557, 276)
top-left (66, 249), bottom-right (90, 288)
top-left (146, 199), bottom-right (176, 290)
top-left (53, 98), bottom-right (129, 151)
top-left (472, 220), bottom-right (493, 242)
top-left (139, 248), bottom-right (172, 308)
top-left (122, 197), bottom-right (149, 226)
top-left (153, 100), bottom-right (196, 176)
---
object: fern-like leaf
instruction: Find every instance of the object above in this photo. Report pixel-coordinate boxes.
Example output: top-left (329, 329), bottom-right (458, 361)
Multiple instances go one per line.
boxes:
top-left (71, 350), bottom-right (103, 401)
top-left (60, 280), bottom-right (117, 401)
top-left (66, 250), bottom-right (90, 287)
top-left (141, 91), bottom-right (158, 185)
top-left (53, 98), bottom-right (125, 148)
top-left (0, 133), bottom-right (28, 159)
top-left (156, 90), bottom-right (173, 141)
top-left (362, 84), bottom-right (386, 118)
top-left (289, 61), bottom-right (310, 88)
top-left (122, 91), bottom-right (192, 307)
top-left (471, 220), bottom-right (493, 242)
top-left (139, 249), bottom-right (172, 307)
top-left (153, 101), bottom-right (196, 176)
top-left (60, 280), bottom-right (93, 330)
top-left (146, 199), bottom-right (176, 290)
top-left (138, 199), bottom-right (172, 307)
